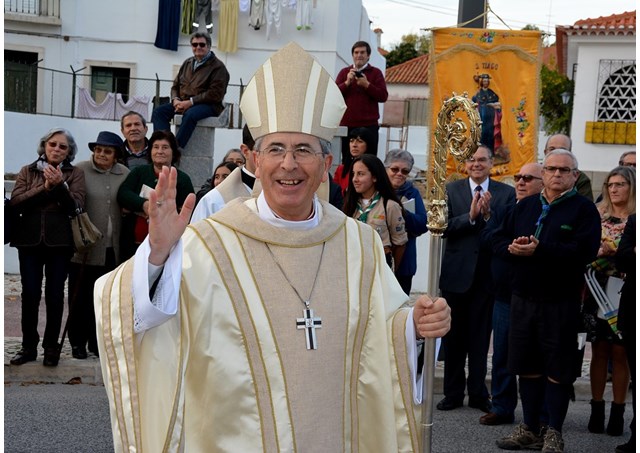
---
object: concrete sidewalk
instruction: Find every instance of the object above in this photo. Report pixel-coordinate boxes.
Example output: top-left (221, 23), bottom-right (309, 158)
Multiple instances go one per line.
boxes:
top-left (3, 273), bottom-right (598, 401)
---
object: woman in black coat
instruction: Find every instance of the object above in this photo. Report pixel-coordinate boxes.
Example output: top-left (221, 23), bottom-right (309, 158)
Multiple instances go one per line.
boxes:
top-left (9, 128), bottom-right (86, 367)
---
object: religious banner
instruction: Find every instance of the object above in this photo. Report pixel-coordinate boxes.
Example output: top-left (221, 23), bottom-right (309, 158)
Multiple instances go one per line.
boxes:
top-left (429, 28), bottom-right (542, 179)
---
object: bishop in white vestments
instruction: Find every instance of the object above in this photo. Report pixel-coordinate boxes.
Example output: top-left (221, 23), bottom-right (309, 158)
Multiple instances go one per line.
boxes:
top-left (95, 42), bottom-right (450, 453)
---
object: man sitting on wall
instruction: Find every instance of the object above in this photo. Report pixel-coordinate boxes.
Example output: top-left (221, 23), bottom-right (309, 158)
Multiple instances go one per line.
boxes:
top-left (151, 32), bottom-right (230, 149)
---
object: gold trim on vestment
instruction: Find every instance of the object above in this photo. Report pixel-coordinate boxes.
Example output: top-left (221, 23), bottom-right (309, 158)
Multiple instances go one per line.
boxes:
top-left (189, 219), bottom-right (282, 452)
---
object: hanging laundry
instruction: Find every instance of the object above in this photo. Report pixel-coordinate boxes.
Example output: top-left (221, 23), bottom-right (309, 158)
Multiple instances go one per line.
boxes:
top-left (181, 0), bottom-right (196, 35)
top-left (296, 0), bottom-right (312, 30)
top-left (218, 0), bottom-right (239, 52)
top-left (249, 0), bottom-right (264, 30)
top-left (193, 0), bottom-right (214, 33)
top-left (154, 0), bottom-right (181, 51)
top-left (265, 0), bottom-right (282, 40)
top-left (76, 87), bottom-right (150, 120)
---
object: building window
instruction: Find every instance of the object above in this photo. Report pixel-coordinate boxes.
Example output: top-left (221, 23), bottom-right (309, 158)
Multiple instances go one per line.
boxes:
top-left (596, 60), bottom-right (636, 122)
top-left (4, 50), bottom-right (39, 113)
top-left (91, 66), bottom-right (131, 103)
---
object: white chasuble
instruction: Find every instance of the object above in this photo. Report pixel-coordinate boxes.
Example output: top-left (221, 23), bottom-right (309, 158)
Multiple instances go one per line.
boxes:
top-left (95, 199), bottom-right (422, 452)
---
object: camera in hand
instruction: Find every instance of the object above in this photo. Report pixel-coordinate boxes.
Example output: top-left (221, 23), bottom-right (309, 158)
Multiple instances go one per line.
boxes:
top-left (354, 70), bottom-right (364, 78)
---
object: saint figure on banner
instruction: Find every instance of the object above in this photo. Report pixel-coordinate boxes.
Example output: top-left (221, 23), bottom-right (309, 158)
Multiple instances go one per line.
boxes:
top-left (472, 74), bottom-right (503, 156)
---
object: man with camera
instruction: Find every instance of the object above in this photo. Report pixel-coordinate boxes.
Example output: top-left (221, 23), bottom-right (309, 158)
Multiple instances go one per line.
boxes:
top-left (335, 41), bottom-right (388, 165)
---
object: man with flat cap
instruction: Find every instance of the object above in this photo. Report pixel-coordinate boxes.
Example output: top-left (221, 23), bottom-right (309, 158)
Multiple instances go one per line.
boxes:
top-left (95, 42), bottom-right (450, 452)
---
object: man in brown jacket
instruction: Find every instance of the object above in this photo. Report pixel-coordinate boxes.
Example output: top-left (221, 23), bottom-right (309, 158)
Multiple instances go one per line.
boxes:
top-left (151, 32), bottom-right (230, 149)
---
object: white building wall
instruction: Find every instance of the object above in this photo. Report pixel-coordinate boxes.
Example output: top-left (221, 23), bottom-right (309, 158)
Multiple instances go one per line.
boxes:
top-left (566, 35), bottom-right (636, 172)
top-left (388, 84), bottom-right (430, 99)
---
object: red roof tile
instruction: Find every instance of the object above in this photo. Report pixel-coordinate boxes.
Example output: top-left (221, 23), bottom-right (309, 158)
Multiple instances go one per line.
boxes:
top-left (555, 11), bottom-right (635, 75)
top-left (385, 54), bottom-right (430, 85)
top-left (573, 10), bottom-right (636, 28)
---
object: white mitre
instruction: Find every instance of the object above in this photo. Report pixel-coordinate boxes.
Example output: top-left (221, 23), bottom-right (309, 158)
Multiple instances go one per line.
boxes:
top-left (239, 42), bottom-right (347, 142)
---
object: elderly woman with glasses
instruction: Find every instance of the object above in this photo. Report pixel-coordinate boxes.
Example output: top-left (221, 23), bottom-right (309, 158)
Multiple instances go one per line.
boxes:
top-left (582, 165), bottom-right (636, 437)
top-left (383, 149), bottom-right (428, 295)
top-left (68, 131), bottom-right (130, 359)
top-left (8, 128), bottom-right (86, 367)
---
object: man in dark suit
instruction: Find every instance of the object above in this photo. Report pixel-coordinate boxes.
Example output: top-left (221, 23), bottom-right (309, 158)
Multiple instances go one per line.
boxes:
top-left (437, 145), bottom-right (516, 413)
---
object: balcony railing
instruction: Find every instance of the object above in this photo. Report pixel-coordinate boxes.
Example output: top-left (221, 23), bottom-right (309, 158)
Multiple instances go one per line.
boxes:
top-left (5, 0), bottom-right (61, 23)
top-left (5, 64), bottom-right (246, 128)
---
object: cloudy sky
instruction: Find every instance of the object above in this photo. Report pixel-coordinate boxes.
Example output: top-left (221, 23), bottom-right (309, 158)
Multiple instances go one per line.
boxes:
top-left (361, 0), bottom-right (636, 48)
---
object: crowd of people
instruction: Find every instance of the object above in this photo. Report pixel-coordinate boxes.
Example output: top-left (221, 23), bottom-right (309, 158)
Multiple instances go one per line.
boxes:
top-left (433, 133), bottom-right (635, 453)
top-left (5, 37), bottom-right (635, 453)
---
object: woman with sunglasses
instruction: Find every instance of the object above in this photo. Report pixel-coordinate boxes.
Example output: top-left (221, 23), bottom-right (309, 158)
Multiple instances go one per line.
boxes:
top-left (384, 149), bottom-right (428, 295)
top-left (343, 154), bottom-right (407, 272)
top-left (8, 128), bottom-right (86, 367)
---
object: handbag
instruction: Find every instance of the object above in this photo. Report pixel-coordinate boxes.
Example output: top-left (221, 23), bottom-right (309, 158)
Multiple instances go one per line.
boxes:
top-left (70, 207), bottom-right (103, 253)
top-left (584, 267), bottom-right (623, 338)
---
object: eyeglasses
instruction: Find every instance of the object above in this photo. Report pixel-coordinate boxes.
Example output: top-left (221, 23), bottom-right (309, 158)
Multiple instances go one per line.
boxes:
top-left (260, 145), bottom-right (322, 163)
top-left (514, 174), bottom-right (542, 183)
top-left (225, 158), bottom-right (245, 165)
top-left (93, 146), bottom-right (115, 155)
top-left (543, 166), bottom-right (574, 174)
top-left (619, 161), bottom-right (636, 167)
top-left (191, 42), bottom-right (208, 48)
top-left (47, 141), bottom-right (69, 151)
top-left (466, 157), bottom-right (490, 164)
top-left (607, 181), bottom-right (629, 189)
top-left (388, 166), bottom-right (410, 176)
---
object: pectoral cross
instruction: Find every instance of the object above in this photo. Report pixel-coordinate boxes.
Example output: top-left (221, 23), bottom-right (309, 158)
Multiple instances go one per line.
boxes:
top-left (296, 305), bottom-right (322, 350)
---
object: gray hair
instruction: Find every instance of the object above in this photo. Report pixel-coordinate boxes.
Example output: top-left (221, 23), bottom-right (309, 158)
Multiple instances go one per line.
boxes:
top-left (223, 148), bottom-right (245, 163)
top-left (191, 31), bottom-right (212, 47)
top-left (619, 150), bottom-right (636, 163)
top-left (37, 128), bottom-right (78, 162)
top-left (254, 136), bottom-right (332, 156)
top-left (384, 149), bottom-right (414, 170)
top-left (120, 111), bottom-right (147, 129)
top-left (543, 148), bottom-right (578, 170)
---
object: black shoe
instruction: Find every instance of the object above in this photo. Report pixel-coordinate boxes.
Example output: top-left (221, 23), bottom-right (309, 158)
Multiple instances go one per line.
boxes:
top-left (88, 342), bottom-right (100, 357)
top-left (43, 347), bottom-right (61, 367)
top-left (71, 346), bottom-right (88, 360)
top-left (479, 411), bottom-right (514, 425)
top-left (437, 397), bottom-right (464, 411)
top-left (10, 348), bottom-right (37, 365)
top-left (469, 397), bottom-right (492, 413)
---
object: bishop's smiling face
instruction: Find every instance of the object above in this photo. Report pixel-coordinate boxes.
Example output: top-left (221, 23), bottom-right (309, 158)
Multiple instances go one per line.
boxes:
top-left (255, 132), bottom-right (332, 221)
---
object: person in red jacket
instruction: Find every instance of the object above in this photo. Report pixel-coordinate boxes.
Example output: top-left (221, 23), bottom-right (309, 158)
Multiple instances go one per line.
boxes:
top-left (335, 41), bottom-right (388, 166)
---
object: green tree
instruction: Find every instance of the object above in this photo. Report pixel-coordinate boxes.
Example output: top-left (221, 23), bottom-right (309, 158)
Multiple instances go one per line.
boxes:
top-left (522, 24), bottom-right (549, 46)
top-left (385, 33), bottom-right (430, 68)
top-left (539, 64), bottom-right (573, 135)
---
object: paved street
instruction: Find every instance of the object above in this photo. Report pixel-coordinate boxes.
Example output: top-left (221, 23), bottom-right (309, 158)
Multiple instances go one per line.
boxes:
top-left (4, 383), bottom-right (631, 453)
top-left (4, 273), bottom-right (633, 452)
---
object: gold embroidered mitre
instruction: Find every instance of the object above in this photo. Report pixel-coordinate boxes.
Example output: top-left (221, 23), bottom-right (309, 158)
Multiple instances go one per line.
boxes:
top-left (240, 42), bottom-right (346, 142)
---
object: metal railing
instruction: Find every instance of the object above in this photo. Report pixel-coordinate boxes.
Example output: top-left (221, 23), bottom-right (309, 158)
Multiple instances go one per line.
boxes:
top-left (4, 0), bottom-right (60, 18)
top-left (4, 63), bottom-right (245, 128)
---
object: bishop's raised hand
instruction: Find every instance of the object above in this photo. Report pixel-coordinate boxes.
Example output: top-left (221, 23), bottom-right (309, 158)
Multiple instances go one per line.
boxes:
top-left (148, 166), bottom-right (196, 265)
